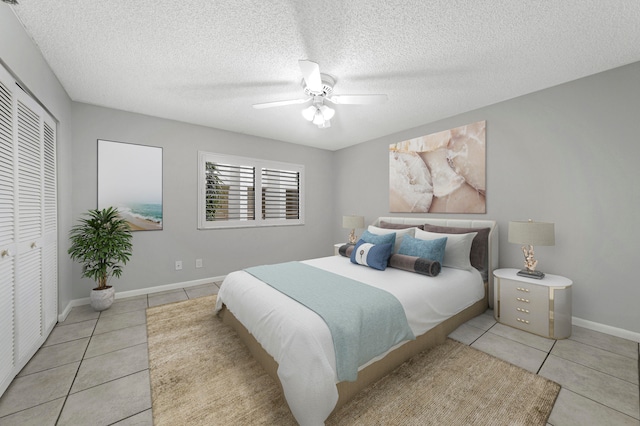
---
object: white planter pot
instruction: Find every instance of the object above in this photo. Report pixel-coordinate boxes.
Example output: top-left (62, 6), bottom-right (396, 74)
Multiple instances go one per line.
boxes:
top-left (90, 286), bottom-right (115, 311)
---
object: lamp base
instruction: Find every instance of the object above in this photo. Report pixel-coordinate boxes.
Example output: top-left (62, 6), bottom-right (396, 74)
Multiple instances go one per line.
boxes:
top-left (517, 269), bottom-right (545, 279)
top-left (348, 229), bottom-right (357, 245)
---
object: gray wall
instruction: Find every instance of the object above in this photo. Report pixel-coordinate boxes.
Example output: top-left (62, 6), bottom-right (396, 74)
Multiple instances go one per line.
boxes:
top-left (70, 104), bottom-right (335, 298)
top-left (333, 62), bottom-right (640, 334)
top-left (0, 7), bottom-right (74, 313)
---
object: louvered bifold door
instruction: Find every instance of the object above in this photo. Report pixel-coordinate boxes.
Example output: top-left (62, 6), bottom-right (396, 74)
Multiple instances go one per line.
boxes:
top-left (15, 94), bottom-right (44, 366)
top-left (42, 120), bottom-right (57, 332)
top-left (0, 65), bottom-right (16, 398)
top-left (0, 63), bottom-right (57, 398)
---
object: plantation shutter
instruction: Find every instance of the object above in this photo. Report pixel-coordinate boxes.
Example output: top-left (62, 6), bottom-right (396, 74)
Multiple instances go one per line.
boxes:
top-left (199, 152), bottom-right (304, 229)
top-left (205, 162), bottom-right (255, 222)
top-left (261, 168), bottom-right (299, 220)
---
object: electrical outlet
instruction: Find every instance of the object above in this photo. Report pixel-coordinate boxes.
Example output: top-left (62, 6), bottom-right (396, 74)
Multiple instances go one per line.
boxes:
top-left (175, 260), bottom-right (182, 271)
top-left (195, 258), bottom-right (203, 268)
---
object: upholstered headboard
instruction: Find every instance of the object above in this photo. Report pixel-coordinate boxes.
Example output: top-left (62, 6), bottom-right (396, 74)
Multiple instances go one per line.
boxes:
top-left (372, 217), bottom-right (499, 308)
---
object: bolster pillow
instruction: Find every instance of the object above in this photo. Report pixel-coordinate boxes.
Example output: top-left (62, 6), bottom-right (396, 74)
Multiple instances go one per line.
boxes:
top-left (388, 254), bottom-right (441, 277)
top-left (339, 244), bottom-right (355, 257)
top-left (339, 245), bottom-right (441, 277)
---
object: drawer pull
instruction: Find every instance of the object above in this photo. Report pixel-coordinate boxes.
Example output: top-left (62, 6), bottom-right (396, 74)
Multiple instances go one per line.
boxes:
top-left (516, 318), bottom-right (530, 324)
top-left (516, 297), bottom-right (530, 303)
top-left (516, 287), bottom-right (530, 293)
top-left (516, 307), bottom-right (530, 313)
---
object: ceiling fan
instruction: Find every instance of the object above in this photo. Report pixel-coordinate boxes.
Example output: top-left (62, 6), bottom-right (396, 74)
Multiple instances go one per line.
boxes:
top-left (252, 60), bottom-right (388, 128)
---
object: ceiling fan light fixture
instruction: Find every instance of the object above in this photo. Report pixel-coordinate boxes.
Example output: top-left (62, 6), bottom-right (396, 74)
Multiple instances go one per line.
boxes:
top-left (301, 105), bottom-right (317, 121)
top-left (319, 105), bottom-right (335, 120)
top-left (253, 60), bottom-right (387, 130)
top-left (312, 109), bottom-right (325, 126)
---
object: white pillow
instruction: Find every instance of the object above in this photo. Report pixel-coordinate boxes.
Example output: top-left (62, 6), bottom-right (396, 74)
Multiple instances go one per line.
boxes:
top-left (368, 225), bottom-right (417, 254)
top-left (414, 229), bottom-right (477, 270)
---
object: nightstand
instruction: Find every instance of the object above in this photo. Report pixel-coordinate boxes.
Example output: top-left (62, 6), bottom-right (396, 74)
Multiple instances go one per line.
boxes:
top-left (493, 268), bottom-right (572, 339)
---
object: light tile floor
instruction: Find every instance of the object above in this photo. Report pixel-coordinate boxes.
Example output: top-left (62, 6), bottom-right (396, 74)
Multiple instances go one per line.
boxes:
top-left (0, 286), bottom-right (638, 425)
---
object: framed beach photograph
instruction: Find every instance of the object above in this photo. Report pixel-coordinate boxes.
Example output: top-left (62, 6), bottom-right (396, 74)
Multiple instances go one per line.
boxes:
top-left (98, 139), bottom-right (163, 231)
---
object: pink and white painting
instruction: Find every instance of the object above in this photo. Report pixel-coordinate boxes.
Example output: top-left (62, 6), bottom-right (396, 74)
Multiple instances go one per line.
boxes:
top-left (389, 120), bottom-right (486, 213)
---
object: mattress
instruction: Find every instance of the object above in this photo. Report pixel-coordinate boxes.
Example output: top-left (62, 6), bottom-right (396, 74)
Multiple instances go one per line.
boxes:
top-left (214, 255), bottom-right (484, 425)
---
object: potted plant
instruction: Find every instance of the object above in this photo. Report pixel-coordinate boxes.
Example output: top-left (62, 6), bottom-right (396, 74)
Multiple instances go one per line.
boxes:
top-left (68, 206), bottom-right (133, 311)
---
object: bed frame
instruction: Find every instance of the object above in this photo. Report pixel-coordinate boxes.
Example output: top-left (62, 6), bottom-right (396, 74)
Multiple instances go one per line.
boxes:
top-left (218, 217), bottom-right (498, 418)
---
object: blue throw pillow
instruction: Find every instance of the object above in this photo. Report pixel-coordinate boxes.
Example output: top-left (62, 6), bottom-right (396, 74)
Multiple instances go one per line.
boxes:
top-left (350, 240), bottom-right (393, 271)
top-left (398, 235), bottom-right (447, 265)
top-left (360, 229), bottom-right (396, 247)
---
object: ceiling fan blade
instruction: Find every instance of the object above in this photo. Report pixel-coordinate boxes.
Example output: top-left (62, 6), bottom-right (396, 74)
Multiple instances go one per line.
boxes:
top-left (252, 97), bottom-right (311, 109)
top-left (326, 94), bottom-right (388, 105)
top-left (298, 60), bottom-right (323, 93)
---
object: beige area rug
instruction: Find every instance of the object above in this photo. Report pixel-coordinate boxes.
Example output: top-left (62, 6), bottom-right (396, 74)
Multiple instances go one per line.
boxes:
top-left (147, 296), bottom-right (560, 425)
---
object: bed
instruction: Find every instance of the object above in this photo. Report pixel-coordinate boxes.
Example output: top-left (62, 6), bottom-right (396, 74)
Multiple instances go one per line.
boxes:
top-left (215, 217), bottom-right (498, 425)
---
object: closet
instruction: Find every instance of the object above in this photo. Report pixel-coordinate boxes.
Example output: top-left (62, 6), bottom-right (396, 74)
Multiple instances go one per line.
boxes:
top-left (0, 63), bottom-right (58, 397)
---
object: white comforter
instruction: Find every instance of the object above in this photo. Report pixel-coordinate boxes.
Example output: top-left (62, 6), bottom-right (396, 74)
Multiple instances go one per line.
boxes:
top-left (214, 255), bottom-right (484, 425)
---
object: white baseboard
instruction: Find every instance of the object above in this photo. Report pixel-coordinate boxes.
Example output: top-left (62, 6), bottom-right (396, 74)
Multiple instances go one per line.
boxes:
top-left (57, 276), bottom-right (226, 323)
top-left (572, 316), bottom-right (640, 344)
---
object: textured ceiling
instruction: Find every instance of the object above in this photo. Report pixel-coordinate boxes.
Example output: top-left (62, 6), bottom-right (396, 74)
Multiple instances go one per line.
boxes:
top-left (10, 0), bottom-right (640, 150)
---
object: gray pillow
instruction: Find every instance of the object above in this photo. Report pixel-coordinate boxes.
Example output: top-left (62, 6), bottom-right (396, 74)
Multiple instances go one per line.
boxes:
top-left (423, 224), bottom-right (490, 279)
top-left (380, 220), bottom-right (425, 230)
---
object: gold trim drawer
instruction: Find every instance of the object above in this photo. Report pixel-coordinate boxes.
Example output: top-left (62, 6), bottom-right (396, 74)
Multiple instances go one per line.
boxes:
top-left (493, 268), bottom-right (573, 339)
top-left (499, 281), bottom-right (550, 337)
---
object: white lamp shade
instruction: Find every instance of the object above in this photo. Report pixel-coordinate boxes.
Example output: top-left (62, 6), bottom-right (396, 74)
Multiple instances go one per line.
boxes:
top-left (342, 215), bottom-right (364, 229)
top-left (301, 105), bottom-right (317, 121)
top-left (508, 220), bottom-right (555, 246)
top-left (319, 105), bottom-right (335, 120)
top-left (312, 109), bottom-right (325, 125)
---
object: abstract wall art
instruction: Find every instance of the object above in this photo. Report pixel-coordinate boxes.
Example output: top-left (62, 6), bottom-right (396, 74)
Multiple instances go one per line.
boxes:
top-left (98, 139), bottom-right (163, 231)
top-left (389, 120), bottom-right (486, 214)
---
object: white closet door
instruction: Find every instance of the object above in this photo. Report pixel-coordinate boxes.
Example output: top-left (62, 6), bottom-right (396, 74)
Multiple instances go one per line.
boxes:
top-left (42, 120), bottom-right (57, 331)
top-left (0, 63), bottom-right (57, 397)
top-left (0, 67), bottom-right (16, 397)
top-left (15, 96), bottom-right (44, 365)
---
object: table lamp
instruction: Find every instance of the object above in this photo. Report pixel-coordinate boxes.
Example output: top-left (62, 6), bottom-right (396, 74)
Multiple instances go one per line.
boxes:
top-left (508, 219), bottom-right (555, 279)
top-left (342, 215), bottom-right (364, 244)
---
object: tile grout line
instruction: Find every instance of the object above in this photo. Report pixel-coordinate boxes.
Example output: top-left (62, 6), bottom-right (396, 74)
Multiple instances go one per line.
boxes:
top-left (543, 351), bottom-right (639, 386)
top-left (11, 338), bottom-right (90, 379)
top-left (559, 387), bottom-right (640, 421)
top-left (469, 322), bottom-right (495, 346)
top-left (55, 294), bottom-right (150, 425)
top-left (567, 337), bottom-right (640, 361)
top-left (54, 308), bottom-right (101, 425)
top-left (536, 340), bottom-right (557, 375)
top-left (80, 340), bottom-right (148, 362)
top-left (106, 407), bottom-right (151, 426)
top-left (67, 369), bottom-right (151, 397)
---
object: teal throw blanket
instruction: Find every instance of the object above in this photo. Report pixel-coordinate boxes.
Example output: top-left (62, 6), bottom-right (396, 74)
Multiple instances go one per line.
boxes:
top-left (244, 261), bottom-right (415, 381)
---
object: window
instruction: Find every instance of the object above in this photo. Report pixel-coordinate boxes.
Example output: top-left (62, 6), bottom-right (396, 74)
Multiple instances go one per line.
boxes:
top-left (198, 152), bottom-right (304, 229)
